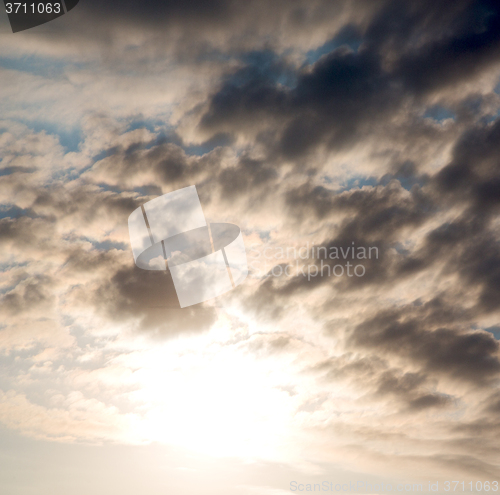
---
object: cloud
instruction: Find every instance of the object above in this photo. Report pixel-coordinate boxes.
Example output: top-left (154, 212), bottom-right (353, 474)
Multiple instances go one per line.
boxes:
top-left (88, 264), bottom-right (219, 335)
top-left (350, 302), bottom-right (500, 386)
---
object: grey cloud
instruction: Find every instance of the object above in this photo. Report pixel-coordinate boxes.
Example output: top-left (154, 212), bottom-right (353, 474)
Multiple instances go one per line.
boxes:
top-left (89, 264), bottom-right (218, 337)
top-left (248, 180), bottom-right (434, 297)
top-left (0, 217), bottom-right (57, 254)
top-left (32, 186), bottom-right (140, 224)
top-left (196, 0), bottom-right (500, 160)
top-left (350, 302), bottom-right (500, 386)
top-left (0, 274), bottom-right (56, 317)
top-left (60, 245), bottom-right (125, 274)
top-left (375, 369), bottom-right (453, 411)
top-left (217, 155), bottom-right (278, 202)
top-left (309, 354), bottom-right (452, 412)
top-left (391, 0), bottom-right (500, 95)
top-left (407, 393), bottom-right (451, 410)
top-left (285, 179), bottom-right (433, 236)
top-left (86, 139), bottom-right (227, 191)
top-left (436, 119), bottom-right (500, 214)
top-left (392, 120), bottom-right (500, 313)
top-left (484, 392), bottom-right (500, 413)
top-left (200, 47), bottom-right (399, 159)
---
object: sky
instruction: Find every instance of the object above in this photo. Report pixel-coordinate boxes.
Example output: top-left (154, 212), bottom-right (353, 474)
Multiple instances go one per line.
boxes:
top-left (0, 0), bottom-right (500, 494)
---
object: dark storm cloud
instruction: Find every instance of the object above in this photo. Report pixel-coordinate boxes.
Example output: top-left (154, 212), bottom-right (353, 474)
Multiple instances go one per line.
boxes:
top-left (217, 155), bottom-right (278, 202)
top-left (391, 0), bottom-right (500, 94)
top-left (244, 110), bottom-right (499, 308)
top-left (436, 118), bottom-right (500, 213)
top-left (0, 187), bottom-right (218, 338)
top-left (85, 131), bottom-right (281, 216)
top-left (197, 0), bottom-right (500, 159)
top-left (241, 274), bottom-right (289, 321)
top-left (200, 47), bottom-right (399, 158)
top-left (80, 0), bottom-right (234, 30)
top-left (375, 370), bottom-right (426, 396)
top-left (47, 0), bottom-right (379, 69)
top-left (86, 138), bottom-right (226, 191)
top-left (280, 50), bottom-right (395, 157)
top-left (375, 369), bottom-right (452, 411)
top-left (449, 228), bottom-right (500, 313)
top-left (88, 264), bottom-right (218, 337)
top-left (286, 178), bottom-right (433, 235)
top-left (393, 119), bottom-right (500, 313)
top-left (350, 301), bottom-right (500, 386)
top-left (244, 178), bottom-right (433, 300)
top-left (364, 0), bottom-right (500, 57)
top-left (199, 51), bottom-right (291, 130)
top-left (133, 144), bottom-right (197, 185)
top-left (307, 353), bottom-right (451, 412)
top-left (76, 0), bottom-right (368, 39)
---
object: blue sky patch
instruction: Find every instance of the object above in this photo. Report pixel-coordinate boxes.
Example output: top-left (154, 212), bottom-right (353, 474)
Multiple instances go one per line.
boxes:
top-left (423, 105), bottom-right (456, 122)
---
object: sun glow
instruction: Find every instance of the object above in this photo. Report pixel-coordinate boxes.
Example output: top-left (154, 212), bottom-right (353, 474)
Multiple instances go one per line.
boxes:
top-left (132, 332), bottom-right (293, 459)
